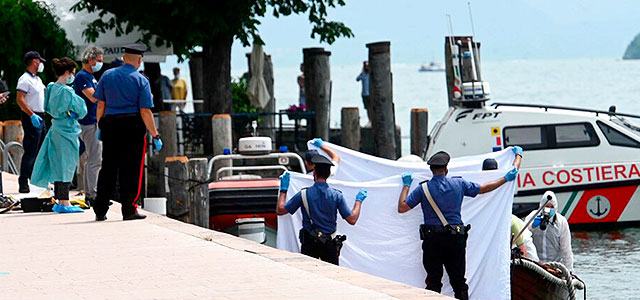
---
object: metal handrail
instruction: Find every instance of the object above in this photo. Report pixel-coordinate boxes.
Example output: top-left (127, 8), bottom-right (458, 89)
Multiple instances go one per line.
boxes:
top-left (492, 102), bottom-right (640, 119)
top-left (2, 141), bottom-right (22, 175)
top-left (208, 152), bottom-right (306, 180)
top-left (216, 165), bottom-right (288, 180)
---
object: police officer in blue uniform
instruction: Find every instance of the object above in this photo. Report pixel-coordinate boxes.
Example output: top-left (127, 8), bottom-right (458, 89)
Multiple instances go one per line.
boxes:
top-left (92, 44), bottom-right (163, 221)
top-left (397, 148), bottom-right (522, 300)
top-left (276, 155), bottom-right (366, 265)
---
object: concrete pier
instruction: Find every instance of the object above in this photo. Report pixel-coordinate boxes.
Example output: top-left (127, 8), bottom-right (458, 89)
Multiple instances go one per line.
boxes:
top-left (0, 173), bottom-right (449, 299)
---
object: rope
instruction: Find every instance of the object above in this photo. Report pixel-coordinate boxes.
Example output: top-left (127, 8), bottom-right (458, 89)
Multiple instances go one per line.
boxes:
top-left (144, 164), bottom-right (212, 191)
top-left (547, 261), bottom-right (576, 300)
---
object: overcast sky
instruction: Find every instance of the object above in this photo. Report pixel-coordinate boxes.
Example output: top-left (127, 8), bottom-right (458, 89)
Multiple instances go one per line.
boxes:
top-left (230, 0), bottom-right (640, 69)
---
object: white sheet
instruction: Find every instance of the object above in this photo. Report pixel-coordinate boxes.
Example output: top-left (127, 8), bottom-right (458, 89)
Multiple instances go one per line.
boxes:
top-left (277, 147), bottom-right (516, 300)
top-left (307, 141), bottom-right (514, 182)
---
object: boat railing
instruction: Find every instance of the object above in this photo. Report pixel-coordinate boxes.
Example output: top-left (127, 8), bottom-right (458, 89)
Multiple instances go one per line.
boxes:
top-left (492, 102), bottom-right (640, 119)
top-left (215, 165), bottom-right (288, 181)
top-left (207, 152), bottom-right (306, 180)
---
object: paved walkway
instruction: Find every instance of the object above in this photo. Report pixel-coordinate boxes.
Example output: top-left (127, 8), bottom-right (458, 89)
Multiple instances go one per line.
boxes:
top-left (0, 202), bottom-right (448, 299)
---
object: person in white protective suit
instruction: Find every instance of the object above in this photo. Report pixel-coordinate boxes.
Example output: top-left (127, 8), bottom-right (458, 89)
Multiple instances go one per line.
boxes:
top-left (525, 191), bottom-right (574, 270)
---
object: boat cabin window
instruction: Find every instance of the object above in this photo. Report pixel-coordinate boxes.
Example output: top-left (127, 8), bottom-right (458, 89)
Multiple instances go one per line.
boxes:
top-left (503, 126), bottom-right (548, 150)
top-left (504, 122), bottom-right (599, 150)
top-left (597, 121), bottom-right (640, 148)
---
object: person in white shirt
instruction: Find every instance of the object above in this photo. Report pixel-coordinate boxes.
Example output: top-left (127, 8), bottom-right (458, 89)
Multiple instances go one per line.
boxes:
top-left (16, 51), bottom-right (48, 193)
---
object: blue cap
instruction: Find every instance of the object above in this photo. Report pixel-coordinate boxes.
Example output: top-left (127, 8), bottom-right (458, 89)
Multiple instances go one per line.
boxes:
top-left (279, 145), bottom-right (289, 153)
top-left (223, 148), bottom-right (231, 155)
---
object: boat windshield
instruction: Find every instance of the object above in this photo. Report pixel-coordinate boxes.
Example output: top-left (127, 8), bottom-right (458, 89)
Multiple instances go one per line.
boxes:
top-left (612, 116), bottom-right (640, 136)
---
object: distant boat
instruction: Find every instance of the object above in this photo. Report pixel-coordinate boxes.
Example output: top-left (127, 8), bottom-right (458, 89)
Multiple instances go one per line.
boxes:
top-left (418, 62), bottom-right (445, 72)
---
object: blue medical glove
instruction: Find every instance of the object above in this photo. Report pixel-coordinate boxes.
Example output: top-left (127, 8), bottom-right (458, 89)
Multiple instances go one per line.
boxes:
top-left (30, 114), bottom-right (43, 128)
top-left (67, 111), bottom-right (79, 119)
top-left (355, 189), bottom-right (367, 203)
top-left (152, 135), bottom-right (163, 152)
top-left (279, 171), bottom-right (290, 192)
top-left (311, 138), bottom-right (324, 148)
top-left (95, 128), bottom-right (101, 141)
top-left (512, 146), bottom-right (524, 158)
top-left (402, 172), bottom-right (413, 187)
top-left (532, 216), bottom-right (542, 228)
top-left (504, 167), bottom-right (519, 182)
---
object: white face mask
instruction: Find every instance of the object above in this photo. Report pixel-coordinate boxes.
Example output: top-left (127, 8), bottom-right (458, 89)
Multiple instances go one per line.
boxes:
top-left (66, 74), bottom-right (75, 85)
top-left (92, 61), bottom-right (103, 72)
top-left (37, 62), bottom-right (44, 73)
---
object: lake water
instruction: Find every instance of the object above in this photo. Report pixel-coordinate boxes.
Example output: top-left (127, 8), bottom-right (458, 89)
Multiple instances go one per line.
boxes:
top-left (166, 57), bottom-right (640, 299)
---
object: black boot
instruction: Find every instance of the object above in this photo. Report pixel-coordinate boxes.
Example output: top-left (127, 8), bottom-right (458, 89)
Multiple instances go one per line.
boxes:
top-left (18, 177), bottom-right (30, 194)
top-left (123, 211), bottom-right (146, 221)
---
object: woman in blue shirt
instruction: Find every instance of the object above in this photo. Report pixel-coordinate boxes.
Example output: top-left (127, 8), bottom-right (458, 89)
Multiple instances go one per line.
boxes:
top-left (31, 57), bottom-right (88, 213)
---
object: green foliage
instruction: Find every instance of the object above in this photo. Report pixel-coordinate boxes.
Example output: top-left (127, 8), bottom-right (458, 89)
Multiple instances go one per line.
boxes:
top-left (623, 33), bottom-right (640, 59)
top-left (231, 75), bottom-right (257, 113)
top-left (0, 0), bottom-right (75, 120)
top-left (70, 0), bottom-right (354, 58)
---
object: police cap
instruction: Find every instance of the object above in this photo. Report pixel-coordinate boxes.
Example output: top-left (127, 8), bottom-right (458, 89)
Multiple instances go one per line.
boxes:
top-left (310, 154), bottom-right (334, 166)
top-left (427, 151), bottom-right (450, 167)
top-left (123, 44), bottom-right (148, 56)
top-left (304, 149), bottom-right (319, 162)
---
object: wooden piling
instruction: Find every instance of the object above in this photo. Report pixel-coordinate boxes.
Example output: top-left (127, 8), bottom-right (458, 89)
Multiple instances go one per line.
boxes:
top-left (148, 111), bottom-right (178, 197)
top-left (3, 120), bottom-right (23, 172)
top-left (211, 114), bottom-right (232, 178)
top-left (341, 107), bottom-right (360, 150)
top-left (188, 158), bottom-right (209, 228)
top-left (366, 41), bottom-right (397, 159)
top-left (165, 156), bottom-right (190, 223)
top-left (303, 47), bottom-right (332, 140)
top-left (410, 108), bottom-right (429, 157)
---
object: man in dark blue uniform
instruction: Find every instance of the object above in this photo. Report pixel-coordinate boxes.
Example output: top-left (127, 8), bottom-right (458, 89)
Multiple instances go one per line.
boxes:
top-left (397, 148), bottom-right (522, 300)
top-left (92, 44), bottom-right (163, 221)
top-left (276, 155), bottom-right (366, 265)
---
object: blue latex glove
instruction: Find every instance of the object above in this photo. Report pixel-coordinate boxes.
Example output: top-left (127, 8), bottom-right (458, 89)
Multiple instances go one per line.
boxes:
top-left (311, 138), bottom-right (324, 148)
top-left (355, 189), bottom-right (367, 202)
top-left (401, 172), bottom-right (413, 187)
top-left (152, 136), bottom-right (163, 152)
top-left (67, 111), bottom-right (79, 119)
top-left (279, 171), bottom-right (290, 192)
top-left (30, 114), bottom-right (43, 128)
top-left (512, 146), bottom-right (524, 157)
top-left (504, 167), bottom-right (519, 182)
top-left (532, 216), bottom-right (542, 228)
top-left (95, 128), bottom-right (101, 141)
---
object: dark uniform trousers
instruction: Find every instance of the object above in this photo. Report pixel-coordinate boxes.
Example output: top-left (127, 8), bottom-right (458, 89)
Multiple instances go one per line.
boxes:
top-left (299, 230), bottom-right (341, 265)
top-left (19, 112), bottom-right (47, 185)
top-left (93, 114), bottom-right (147, 217)
top-left (422, 232), bottom-right (469, 300)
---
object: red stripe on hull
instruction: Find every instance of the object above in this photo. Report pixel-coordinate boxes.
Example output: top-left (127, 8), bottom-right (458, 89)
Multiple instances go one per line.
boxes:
top-left (568, 185), bottom-right (636, 224)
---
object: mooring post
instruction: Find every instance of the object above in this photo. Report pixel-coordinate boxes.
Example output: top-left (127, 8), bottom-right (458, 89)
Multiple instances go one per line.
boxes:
top-left (366, 41), bottom-right (397, 159)
top-left (211, 114), bottom-right (232, 179)
top-left (3, 120), bottom-right (23, 172)
top-left (165, 156), bottom-right (190, 223)
top-left (341, 107), bottom-right (360, 150)
top-left (410, 108), bottom-right (429, 156)
top-left (303, 47), bottom-right (332, 140)
top-left (147, 111), bottom-right (178, 196)
top-left (188, 158), bottom-right (209, 228)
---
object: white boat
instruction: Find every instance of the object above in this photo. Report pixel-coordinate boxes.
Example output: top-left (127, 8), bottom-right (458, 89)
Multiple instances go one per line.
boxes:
top-left (419, 62), bottom-right (445, 72)
top-left (426, 102), bottom-right (640, 226)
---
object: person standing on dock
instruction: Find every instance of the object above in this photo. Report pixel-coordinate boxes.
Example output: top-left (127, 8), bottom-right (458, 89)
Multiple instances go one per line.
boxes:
top-left (276, 154), bottom-right (366, 265)
top-left (73, 46), bottom-right (104, 207)
top-left (92, 44), bottom-right (163, 221)
top-left (355, 61), bottom-right (372, 125)
top-left (396, 148), bottom-right (522, 300)
top-left (16, 51), bottom-right (48, 193)
top-left (297, 63), bottom-right (305, 106)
